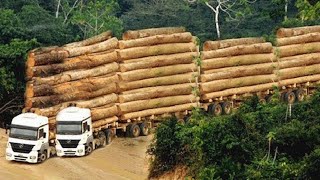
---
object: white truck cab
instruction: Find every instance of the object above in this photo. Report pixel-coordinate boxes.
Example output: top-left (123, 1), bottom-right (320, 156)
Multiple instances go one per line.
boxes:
top-left (6, 113), bottom-right (53, 163)
top-left (55, 106), bottom-right (94, 156)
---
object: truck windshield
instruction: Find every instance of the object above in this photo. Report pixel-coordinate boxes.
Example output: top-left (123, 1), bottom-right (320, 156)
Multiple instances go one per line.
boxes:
top-left (56, 123), bottom-right (82, 135)
top-left (9, 128), bottom-right (38, 141)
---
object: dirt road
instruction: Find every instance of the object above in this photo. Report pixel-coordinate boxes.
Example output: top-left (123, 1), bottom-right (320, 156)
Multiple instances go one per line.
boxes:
top-left (0, 129), bottom-right (152, 180)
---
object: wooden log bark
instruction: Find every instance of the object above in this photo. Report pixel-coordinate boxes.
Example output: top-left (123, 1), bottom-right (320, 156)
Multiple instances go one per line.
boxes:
top-left (119, 72), bottom-right (197, 91)
top-left (92, 116), bottom-right (118, 128)
top-left (120, 52), bottom-right (197, 72)
top-left (119, 32), bottom-right (192, 49)
top-left (26, 50), bottom-right (69, 67)
top-left (63, 37), bottom-right (119, 57)
top-left (201, 53), bottom-right (275, 70)
top-left (279, 74), bottom-right (320, 86)
top-left (31, 46), bottom-right (59, 55)
top-left (200, 62), bottom-right (276, 82)
top-left (203, 37), bottom-right (265, 51)
top-left (279, 53), bottom-right (320, 69)
top-left (121, 103), bottom-right (197, 120)
top-left (119, 95), bottom-right (196, 113)
top-left (277, 42), bottom-right (320, 57)
top-left (119, 83), bottom-right (193, 103)
top-left (64, 31), bottom-right (112, 47)
top-left (201, 82), bottom-right (277, 100)
top-left (26, 51), bottom-right (118, 78)
top-left (31, 104), bottom-right (65, 117)
top-left (122, 27), bottom-right (186, 40)
top-left (276, 25), bottom-right (320, 38)
top-left (25, 74), bottom-right (118, 98)
top-left (118, 43), bottom-right (196, 60)
top-left (32, 62), bottom-right (119, 86)
top-left (76, 93), bottom-right (118, 109)
top-left (276, 32), bottom-right (320, 46)
top-left (25, 85), bottom-right (118, 108)
top-left (200, 74), bottom-right (277, 93)
top-left (91, 105), bottom-right (118, 121)
top-left (277, 63), bottom-right (320, 80)
top-left (120, 64), bottom-right (197, 81)
top-left (201, 43), bottom-right (273, 60)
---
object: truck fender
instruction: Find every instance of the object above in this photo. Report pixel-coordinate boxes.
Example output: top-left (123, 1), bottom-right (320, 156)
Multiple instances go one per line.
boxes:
top-left (85, 135), bottom-right (94, 146)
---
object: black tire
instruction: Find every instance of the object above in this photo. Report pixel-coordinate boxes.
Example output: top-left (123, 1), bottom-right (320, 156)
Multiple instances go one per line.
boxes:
top-left (38, 151), bottom-right (47, 163)
top-left (295, 89), bottom-right (305, 102)
top-left (183, 115), bottom-right (191, 123)
top-left (284, 91), bottom-right (296, 104)
top-left (126, 124), bottom-right (133, 137)
top-left (129, 123), bottom-right (141, 138)
top-left (265, 94), bottom-right (273, 103)
top-left (98, 131), bottom-right (106, 147)
top-left (208, 103), bottom-right (222, 116)
top-left (85, 143), bottom-right (93, 155)
top-left (139, 122), bottom-right (149, 136)
top-left (105, 129), bottom-right (112, 145)
top-left (221, 102), bottom-right (232, 115)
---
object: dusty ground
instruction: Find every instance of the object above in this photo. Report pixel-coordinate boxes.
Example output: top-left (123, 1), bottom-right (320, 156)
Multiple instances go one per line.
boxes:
top-left (0, 129), bottom-right (152, 180)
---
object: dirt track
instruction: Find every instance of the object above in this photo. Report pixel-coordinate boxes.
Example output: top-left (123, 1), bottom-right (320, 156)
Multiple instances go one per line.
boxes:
top-left (0, 129), bottom-right (151, 180)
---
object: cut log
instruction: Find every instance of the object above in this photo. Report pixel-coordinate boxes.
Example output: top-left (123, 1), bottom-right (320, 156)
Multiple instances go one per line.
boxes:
top-left (277, 63), bottom-right (320, 80)
top-left (200, 62), bottom-right (276, 82)
top-left (76, 93), bottom-right (118, 109)
top-left (119, 32), bottom-right (192, 49)
top-left (49, 131), bottom-right (55, 140)
top-left (64, 31), bottom-right (112, 47)
top-left (31, 46), bottom-right (59, 55)
top-left (91, 105), bottom-right (118, 121)
top-left (120, 63), bottom-right (197, 81)
top-left (119, 95), bottom-right (196, 113)
top-left (280, 53), bottom-right (320, 62)
top-left (279, 53), bottom-right (320, 69)
top-left (201, 82), bottom-right (277, 100)
top-left (122, 83), bottom-right (196, 94)
top-left (201, 53), bottom-right (275, 70)
top-left (120, 52), bottom-right (197, 72)
top-left (276, 25), bottom-right (320, 38)
top-left (201, 43), bottom-right (273, 60)
top-left (279, 74), bottom-right (320, 86)
top-left (119, 72), bottom-right (197, 91)
top-left (121, 103), bottom-right (197, 120)
top-left (31, 104), bottom-right (66, 117)
top-left (118, 43), bottom-right (196, 60)
top-left (92, 116), bottom-right (118, 128)
top-left (26, 74), bottom-right (118, 98)
top-left (26, 51), bottom-right (118, 78)
top-left (277, 42), bottom-right (320, 57)
top-left (119, 83), bottom-right (193, 103)
top-left (203, 37), bottom-right (265, 51)
top-left (32, 62), bottom-right (119, 86)
top-left (122, 27), bottom-right (186, 40)
top-left (25, 85), bottom-right (118, 108)
top-left (200, 74), bottom-right (277, 93)
top-left (63, 37), bottom-right (119, 57)
top-left (276, 32), bottom-right (320, 46)
top-left (26, 50), bottom-right (69, 67)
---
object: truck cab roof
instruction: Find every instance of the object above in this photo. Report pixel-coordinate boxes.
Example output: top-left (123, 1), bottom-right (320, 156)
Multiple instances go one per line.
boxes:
top-left (56, 107), bottom-right (91, 122)
top-left (11, 113), bottom-right (48, 128)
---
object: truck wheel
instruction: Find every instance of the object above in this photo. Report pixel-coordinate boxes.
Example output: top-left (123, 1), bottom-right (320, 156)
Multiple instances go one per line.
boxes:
top-left (295, 89), bottom-right (305, 102)
top-left (139, 122), bottom-right (149, 136)
top-left (208, 103), bottom-right (222, 116)
top-left (265, 94), bottom-right (273, 103)
top-left (130, 124), bottom-right (141, 138)
top-left (98, 131), bottom-right (106, 147)
top-left (221, 102), bottom-right (232, 115)
top-left (105, 129), bottom-right (112, 145)
top-left (284, 91), bottom-right (296, 104)
top-left (38, 151), bottom-right (47, 163)
top-left (85, 143), bottom-right (93, 155)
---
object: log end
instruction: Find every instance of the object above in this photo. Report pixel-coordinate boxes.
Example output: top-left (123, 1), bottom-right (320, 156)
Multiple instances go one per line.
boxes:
top-left (25, 82), bottom-right (34, 98)
top-left (26, 52), bottom-right (35, 68)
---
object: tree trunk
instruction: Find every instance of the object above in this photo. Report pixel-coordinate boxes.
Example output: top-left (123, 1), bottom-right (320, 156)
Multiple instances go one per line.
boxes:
top-left (26, 51), bottom-right (118, 78)
top-left (276, 25), bottom-right (320, 38)
top-left (119, 95), bottom-right (196, 113)
top-left (277, 42), bottom-right (320, 57)
top-left (279, 74), bottom-right (320, 87)
top-left (76, 93), bottom-right (118, 109)
top-left (200, 74), bottom-right (277, 93)
top-left (26, 50), bottom-right (69, 67)
top-left (203, 37), bottom-right (265, 51)
top-left (64, 31), bottom-right (112, 47)
top-left (30, 104), bottom-right (65, 117)
top-left (122, 27), bottom-right (186, 40)
top-left (63, 37), bottom-right (119, 57)
top-left (91, 105), bottom-right (118, 121)
top-left (277, 63), bottom-right (320, 80)
top-left (121, 103), bottom-right (197, 120)
top-left (119, 72), bottom-right (197, 91)
top-left (120, 52), bottom-right (197, 72)
top-left (279, 53), bottom-right (320, 69)
top-left (119, 63), bottom-right (197, 81)
top-left (201, 53), bottom-right (275, 70)
top-left (119, 32), bottom-right (192, 49)
top-left (276, 32), bottom-right (320, 46)
top-left (117, 43), bottom-right (197, 60)
top-left (119, 83), bottom-right (194, 103)
top-left (32, 62), bottom-right (119, 86)
top-left (201, 43), bottom-right (273, 59)
top-left (92, 116), bottom-right (118, 128)
top-left (31, 46), bottom-right (59, 55)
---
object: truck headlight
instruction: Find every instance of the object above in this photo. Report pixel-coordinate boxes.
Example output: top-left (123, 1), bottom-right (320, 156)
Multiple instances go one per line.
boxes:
top-left (30, 156), bottom-right (37, 160)
top-left (77, 149), bottom-right (83, 153)
top-left (6, 153), bottom-right (12, 157)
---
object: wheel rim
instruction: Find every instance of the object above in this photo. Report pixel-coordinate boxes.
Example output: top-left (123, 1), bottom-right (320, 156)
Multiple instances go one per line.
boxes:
top-left (143, 126), bottom-right (149, 135)
top-left (288, 93), bottom-right (295, 104)
top-left (40, 153), bottom-right (46, 161)
top-left (87, 146), bottom-right (92, 153)
top-left (214, 105), bottom-right (222, 116)
top-left (297, 92), bottom-right (304, 101)
top-left (133, 126), bottom-right (140, 137)
top-left (224, 104), bottom-right (231, 114)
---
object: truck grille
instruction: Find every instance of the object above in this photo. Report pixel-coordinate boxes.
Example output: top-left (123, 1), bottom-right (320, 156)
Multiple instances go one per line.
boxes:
top-left (14, 155), bottom-right (28, 161)
top-left (58, 139), bottom-right (80, 148)
top-left (10, 143), bottom-right (34, 154)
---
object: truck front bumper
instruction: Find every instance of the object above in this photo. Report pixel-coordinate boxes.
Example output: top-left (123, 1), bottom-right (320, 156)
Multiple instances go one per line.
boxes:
top-left (56, 144), bottom-right (85, 157)
top-left (6, 148), bottom-right (38, 163)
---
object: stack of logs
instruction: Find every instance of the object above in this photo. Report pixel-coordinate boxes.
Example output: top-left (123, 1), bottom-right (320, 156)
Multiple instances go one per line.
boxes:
top-left (117, 27), bottom-right (199, 120)
top-left (24, 31), bottom-right (120, 138)
top-left (200, 37), bottom-right (277, 101)
top-left (276, 25), bottom-right (320, 88)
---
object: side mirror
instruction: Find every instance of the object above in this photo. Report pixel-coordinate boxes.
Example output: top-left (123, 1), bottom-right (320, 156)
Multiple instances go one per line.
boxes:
top-left (87, 125), bottom-right (91, 131)
top-left (43, 132), bottom-right (47, 138)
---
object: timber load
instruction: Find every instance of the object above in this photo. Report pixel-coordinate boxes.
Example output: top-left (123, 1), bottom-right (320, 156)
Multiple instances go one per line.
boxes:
top-left (118, 27), bottom-right (200, 120)
top-left (200, 37), bottom-right (277, 101)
